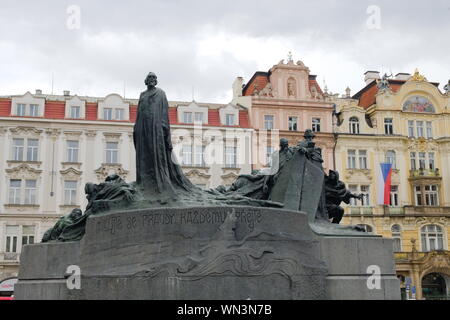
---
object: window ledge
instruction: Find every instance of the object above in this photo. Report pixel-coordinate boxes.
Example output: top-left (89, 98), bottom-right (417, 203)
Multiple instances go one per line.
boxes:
top-left (4, 204), bottom-right (39, 208)
top-left (59, 205), bottom-right (81, 209)
top-left (7, 160), bottom-right (42, 165)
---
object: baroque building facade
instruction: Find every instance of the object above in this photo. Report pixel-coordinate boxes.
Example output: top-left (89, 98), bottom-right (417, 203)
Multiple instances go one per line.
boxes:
top-left (335, 70), bottom-right (450, 299)
top-left (0, 90), bottom-right (253, 286)
top-left (232, 56), bottom-right (335, 171)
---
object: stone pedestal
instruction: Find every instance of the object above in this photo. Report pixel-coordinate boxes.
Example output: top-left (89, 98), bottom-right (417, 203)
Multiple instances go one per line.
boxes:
top-left (15, 206), bottom-right (399, 300)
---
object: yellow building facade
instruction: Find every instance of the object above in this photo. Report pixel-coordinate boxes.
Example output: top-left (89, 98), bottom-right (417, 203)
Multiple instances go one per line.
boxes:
top-left (335, 70), bottom-right (450, 299)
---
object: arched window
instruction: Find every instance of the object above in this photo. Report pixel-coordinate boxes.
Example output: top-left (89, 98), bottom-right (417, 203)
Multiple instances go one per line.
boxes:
top-left (391, 224), bottom-right (402, 252)
top-left (356, 224), bottom-right (373, 233)
top-left (385, 150), bottom-right (396, 169)
top-left (349, 117), bottom-right (360, 134)
top-left (421, 225), bottom-right (444, 251)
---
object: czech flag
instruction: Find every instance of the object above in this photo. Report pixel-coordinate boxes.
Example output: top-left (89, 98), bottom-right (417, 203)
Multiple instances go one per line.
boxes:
top-left (377, 163), bottom-right (392, 205)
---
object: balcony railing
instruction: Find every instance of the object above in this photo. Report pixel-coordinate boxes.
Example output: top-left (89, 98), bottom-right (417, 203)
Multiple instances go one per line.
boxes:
top-left (2, 252), bottom-right (19, 261)
top-left (349, 206), bottom-right (373, 215)
top-left (409, 168), bottom-right (440, 178)
top-left (385, 207), bottom-right (405, 215)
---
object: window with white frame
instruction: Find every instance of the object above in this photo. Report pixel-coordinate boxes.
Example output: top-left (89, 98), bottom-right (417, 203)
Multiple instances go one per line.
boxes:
top-left (24, 180), bottom-right (37, 205)
top-left (64, 181), bottom-right (78, 205)
top-left (264, 115), bottom-right (274, 130)
top-left (385, 150), bottom-right (396, 169)
top-left (115, 108), bottom-right (125, 120)
top-left (421, 225), bottom-right (444, 251)
top-left (384, 118), bottom-right (393, 134)
top-left (312, 118), bottom-right (321, 132)
top-left (182, 145), bottom-right (192, 166)
top-left (408, 120), bottom-right (414, 137)
top-left (225, 114), bottom-right (235, 126)
top-left (426, 121), bottom-right (433, 138)
top-left (26, 139), bottom-right (39, 161)
top-left (5, 226), bottom-right (19, 253)
top-left (105, 142), bottom-right (118, 163)
top-left (360, 185), bottom-right (370, 206)
top-left (391, 224), bottom-right (402, 252)
top-left (193, 145), bottom-right (205, 167)
top-left (70, 106), bottom-right (81, 119)
top-left (12, 138), bottom-right (40, 162)
top-left (225, 146), bottom-right (237, 168)
top-left (410, 152), bottom-right (416, 170)
top-left (359, 150), bottom-right (367, 169)
top-left (12, 138), bottom-right (24, 161)
top-left (418, 152), bottom-right (426, 169)
top-left (9, 180), bottom-right (21, 204)
top-left (67, 140), bottom-right (79, 162)
top-left (29, 104), bottom-right (39, 117)
top-left (428, 152), bottom-right (435, 170)
top-left (288, 116), bottom-right (298, 131)
top-left (16, 104), bottom-right (26, 116)
top-left (415, 185), bottom-right (423, 205)
top-left (349, 185), bottom-right (358, 206)
top-left (183, 112), bottom-right (193, 124)
top-left (349, 117), bottom-right (359, 134)
top-left (194, 112), bottom-right (204, 124)
top-left (390, 185), bottom-right (399, 207)
top-left (103, 108), bottom-right (113, 120)
top-left (22, 226), bottom-right (35, 246)
top-left (9, 179), bottom-right (37, 205)
top-left (424, 185), bottom-right (439, 206)
top-left (416, 121), bottom-right (424, 138)
top-left (347, 150), bottom-right (356, 169)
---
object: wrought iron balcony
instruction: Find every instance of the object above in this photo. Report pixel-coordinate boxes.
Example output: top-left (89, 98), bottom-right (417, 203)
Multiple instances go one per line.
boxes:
top-left (409, 168), bottom-right (440, 178)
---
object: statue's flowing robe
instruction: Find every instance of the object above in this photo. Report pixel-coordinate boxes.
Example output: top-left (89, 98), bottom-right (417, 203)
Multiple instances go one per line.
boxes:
top-left (134, 87), bottom-right (194, 196)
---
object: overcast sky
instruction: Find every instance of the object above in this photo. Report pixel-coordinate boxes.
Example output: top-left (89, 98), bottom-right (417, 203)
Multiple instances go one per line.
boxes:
top-left (0, 0), bottom-right (449, 103)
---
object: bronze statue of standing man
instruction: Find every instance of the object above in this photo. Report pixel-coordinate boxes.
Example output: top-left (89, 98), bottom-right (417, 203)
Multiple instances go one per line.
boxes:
top-left (134, 72), bottom-right (194, 197)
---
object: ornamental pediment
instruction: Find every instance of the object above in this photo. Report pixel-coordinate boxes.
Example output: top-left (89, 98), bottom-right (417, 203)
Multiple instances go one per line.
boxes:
top-left (9, 126), bottom-right (43, 135)
top-left (95, 163), bottom-right (129, 181)
top-left (6, 163), bottom-right (42, 178)
top-left (60, 167), bottom-right (83, 179)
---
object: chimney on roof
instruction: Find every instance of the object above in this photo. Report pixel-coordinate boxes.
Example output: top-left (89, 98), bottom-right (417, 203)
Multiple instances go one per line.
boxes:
top-left (35, 89), bottom-right (42, 95)
top-left (395, 73), bottom-right (411, 81)
top-left (63, 90), bottom-right (70, 96)
top-left (345, 86), bottom-right (351, 98)
top-left (232, 77), bottom-right (244, 99)
top-left (364, 71), bottom-right (380, 85)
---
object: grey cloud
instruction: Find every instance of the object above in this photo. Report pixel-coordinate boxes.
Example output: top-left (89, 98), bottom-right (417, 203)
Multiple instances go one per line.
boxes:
top-left (0, 0), bottom-right (449, 102)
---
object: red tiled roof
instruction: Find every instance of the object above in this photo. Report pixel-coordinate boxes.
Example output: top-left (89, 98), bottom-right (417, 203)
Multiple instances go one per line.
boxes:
top-left (308, 79), bottom-right (324, 95)
top-left (0, 98), bottom-right (251, 128)
top-left (129, 105), bottom-right (137, 122)
top-left (243, 73), bottom-right (269, 96)
top-left (0, 99), bottom-right (11, 116)
top-left (44, 101), bottom-right (65, 119)
top-left (85, 103), bottom-right (97, 120)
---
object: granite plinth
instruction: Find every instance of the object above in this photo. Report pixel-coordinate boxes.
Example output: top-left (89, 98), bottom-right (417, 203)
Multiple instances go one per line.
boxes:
top-left (15, 206), bottom-right (399, 300)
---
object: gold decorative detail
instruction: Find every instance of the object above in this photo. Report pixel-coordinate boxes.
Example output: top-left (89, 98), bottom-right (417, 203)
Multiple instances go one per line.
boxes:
top-left (410, 68), bottom-right (427, 82)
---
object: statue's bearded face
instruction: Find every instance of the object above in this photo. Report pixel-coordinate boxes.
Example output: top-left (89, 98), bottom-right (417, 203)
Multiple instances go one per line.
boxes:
top-left (145, 73), bottom-right (158, 87)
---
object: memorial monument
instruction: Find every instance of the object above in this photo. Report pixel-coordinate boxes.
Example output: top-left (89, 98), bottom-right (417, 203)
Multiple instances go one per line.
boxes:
top-left (15, 73), bottom-right (400, 300)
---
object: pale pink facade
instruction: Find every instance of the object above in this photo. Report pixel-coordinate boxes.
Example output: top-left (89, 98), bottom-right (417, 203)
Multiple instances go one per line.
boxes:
top-left (233, 58), bottom-right (336, 171)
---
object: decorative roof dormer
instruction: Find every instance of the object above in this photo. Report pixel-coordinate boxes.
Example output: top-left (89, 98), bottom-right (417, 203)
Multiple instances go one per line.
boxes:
top-left (98, 94), bottom-right (129, 121)
top-left (177, 101), bottom-right (208, 125)
top-left (219, 103), bottom-right (239, 126)
top-left (65, 95), bottom-right (86, 119)
top-left (11, 92), bottom-right (45, 117)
